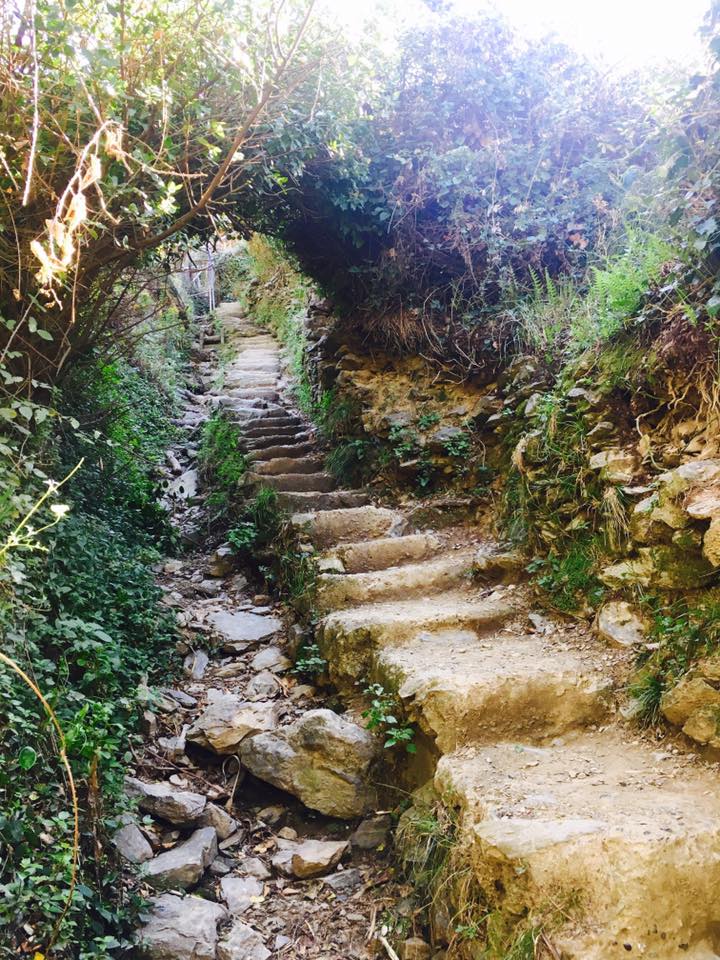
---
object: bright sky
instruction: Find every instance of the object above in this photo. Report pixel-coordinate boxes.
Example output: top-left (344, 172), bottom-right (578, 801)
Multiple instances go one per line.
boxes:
top-left (321, 0), bottom-right (711, 70)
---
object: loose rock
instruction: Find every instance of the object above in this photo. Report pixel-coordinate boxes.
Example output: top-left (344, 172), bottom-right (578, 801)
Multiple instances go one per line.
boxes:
top-left (187, 689), bottom-right (278, 754)
top-left (217, 921), bottom-right (270, 960)
top-left (240, 709), bottom-right (377, 818)
top-left (143, 827), bottom-right (218, 890)
top-left (350, 813), bottom-right (391, 850)
top-left (596, 601), bottom-right (648, 648)
top-left (112, 821), bottom-right (153, 864)
top-left (125, 777), bottom-right (206, 825)
top-left (220, 875), bottom-right (264, 914)
top-left (137, 892), bottom-right (228, 960)
top-left (209, 610), bottom-right (282, 649)
top-left (199, 802), bottom-right (239, 840)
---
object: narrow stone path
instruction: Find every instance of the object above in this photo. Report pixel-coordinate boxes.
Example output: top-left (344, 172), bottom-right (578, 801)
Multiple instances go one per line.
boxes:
top-left (130, 301), bottom-right (720, 960)
top-left (128, 305), bottom-right (401, 960)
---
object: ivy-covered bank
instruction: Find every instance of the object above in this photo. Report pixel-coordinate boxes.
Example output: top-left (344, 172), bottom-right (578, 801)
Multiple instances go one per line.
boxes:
top-left (0, 302), bottom-right (190, 957)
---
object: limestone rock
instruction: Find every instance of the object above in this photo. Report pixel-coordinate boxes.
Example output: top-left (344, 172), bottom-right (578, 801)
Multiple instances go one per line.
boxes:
top-left (322, 867), bottom-right (363, 894)
top-left (143, 827), bottom-right (217, 890)
top-left (588, 448), bottom-right (637, 484)
top-left (187, 690), bottom-right (278, 754)
top-left (112, 821), bottom-right (153, 864)
top-left (240, 709), bottom-right (377, 818)
top-left (137, 892), bottom-right (228, 959)
top-left (183, 649), bottom-right (209, 680)
top-left (238, 856), bottom-right (271, 880)
top-left (220, 875), bottom-right (264, 914)
top-left (245, 670), bottom-right (279, 700)
top-left (125, 778), bottom-right (206, 825)
top-left (199, 802), bottom-right (239, 840)
top-left (595, 601), bottom-right (648, 648)
top-left (250, 646), bottom-right (292, 673)
top-left (661, 677), bottom-right (720, 726)
top-left (682, 705), bottom-right (720, 748)
top-left (703, 516), bottom-right (720, 566)
top-left (350, 813), bottom-right (392, 850)
top-left (208, 610), bottom-right (282, 650)
top-left (290, 838), bottom-right (349, 878)
top-left (209, 544), bottom-right (235, 577)
top-left (400, 937), bottom-right (432, 960)
top-left (601, 546), bottom-right (713, 589)
top-left (658, 459), bottom-right (720, 498)
top-left (685, 484), bottom-right (720, 520)
top-left (217, 922), bottom-right (270, 960)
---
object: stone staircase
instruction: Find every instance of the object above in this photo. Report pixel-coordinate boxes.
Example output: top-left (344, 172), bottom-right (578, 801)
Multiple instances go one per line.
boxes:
top-left (217, 302), bottom-right (720, 960)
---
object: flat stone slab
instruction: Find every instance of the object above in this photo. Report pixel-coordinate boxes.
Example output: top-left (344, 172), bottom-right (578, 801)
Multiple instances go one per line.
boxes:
top-left (220, 875), bottom-right (264, 914)
top-left (125, 777), bottom-right (206, 826)
top-left (137, 892), bottom-right (228, 959)
top-left (208, 610), bottom-right (282, 649)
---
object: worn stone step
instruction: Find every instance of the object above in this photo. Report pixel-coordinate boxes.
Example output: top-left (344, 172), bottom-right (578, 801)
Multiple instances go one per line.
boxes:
top-left (277, 490), bottom-right (370, 512)
top-left (316, 551), bottom-right (477, 613)
top-left (249, 442), bottom-right (316, 460)
top-left (325, 533), bottom-right (441, 574)
top-left (243, 433), bottom-right (311, 451)
top-left (222, 387), bottom-right (279, 401)
top-left (291, 506), bottom-right (406, 549)
top-left (376, 629), bottom-right (610, 752)
top-left (244, 415), bottom-right (304, 430)
top-left (248, 471), bottom-right (336, 493)
top-left (254, 456), bottom-right (324, 476)
top-left (434, 731), bottom-right (720, 960)
top-left (243, 424), bottom-right (306, 440)
top-left (317, 590), bottom-right (520, 686)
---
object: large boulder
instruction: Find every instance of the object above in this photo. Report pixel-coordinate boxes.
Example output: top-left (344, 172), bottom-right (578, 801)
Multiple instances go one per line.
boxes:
top-left (137, 893), bottom-right (228, 960)
top-left (143, 827), bottom-right (217, 890)
top-left (240, 709), bottom-right (377, 818)
top-left (125, 778), bottom-right (206, 825)
top-left (187, 690), bottom-right (279, 754)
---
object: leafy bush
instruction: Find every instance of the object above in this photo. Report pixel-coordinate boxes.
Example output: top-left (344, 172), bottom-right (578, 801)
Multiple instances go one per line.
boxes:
top-left (198, 411), bottom-right (249, 520)
top-left (0, 355), bottom-right (180, 957)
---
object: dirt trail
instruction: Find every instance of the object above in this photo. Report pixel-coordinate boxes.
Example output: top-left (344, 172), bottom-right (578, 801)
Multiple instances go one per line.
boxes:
top-left (130, 303), bottom-right (720, 960)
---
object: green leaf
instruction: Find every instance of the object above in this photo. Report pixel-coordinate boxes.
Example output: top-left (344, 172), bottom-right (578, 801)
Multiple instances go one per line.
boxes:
top-left (18, 746), bottom-right (38, 770)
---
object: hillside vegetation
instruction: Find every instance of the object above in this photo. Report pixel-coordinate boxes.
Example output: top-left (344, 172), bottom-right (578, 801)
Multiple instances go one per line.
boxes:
top-left (2, 0), bottom-right (720, 956)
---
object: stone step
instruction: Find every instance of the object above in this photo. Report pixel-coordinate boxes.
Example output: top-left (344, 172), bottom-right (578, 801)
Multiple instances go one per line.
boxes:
top-left (434, 731), bottom-right (720, 960)
top-left (243, 424), bottom-right (305, 440)
top-left (248, 471), bottom-right (336, 493)
top-left (317, 590), bottom-right (520, 686)
top-left (291, 506), bottom-right (406, 549)
top-left (254, 456), bottom-right (325, 476)
top-left (277, 490), bottom-right (370, 512)
top-left (249, 442), bottom-right (316, 460)
top-left (325, 533), bottom-right (442, 574)
top-left (244, 416), bottom-right (304, 431)
top-left (222, 388), bottom-right (279, 401)
top-left (376, 629), bottom-right (610, 752)
top-left (244, 433), bottom-right (311, 451)
top-left (315, 551), bottom-right (477, 613)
